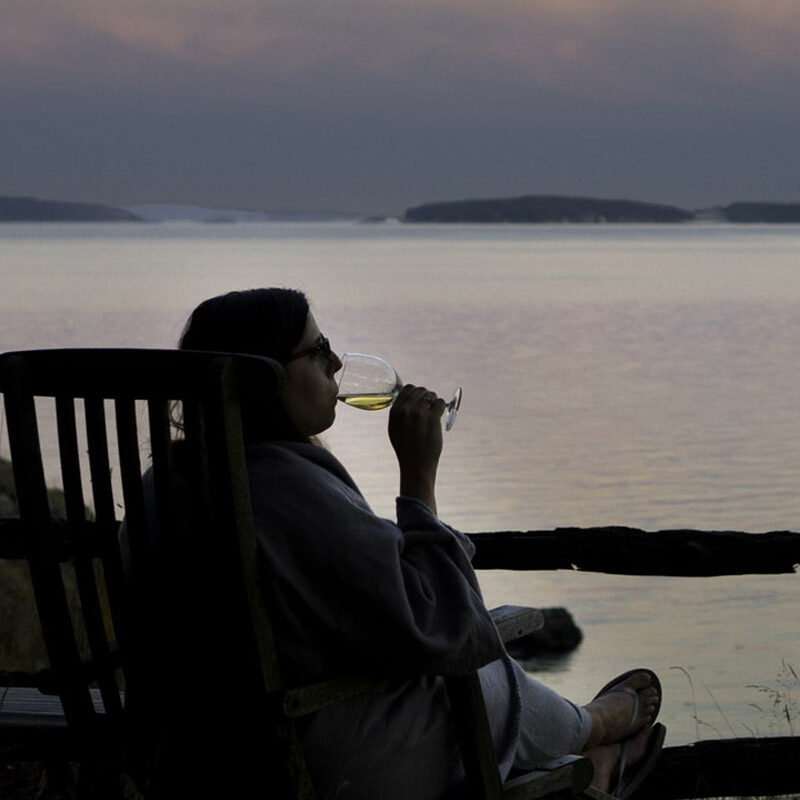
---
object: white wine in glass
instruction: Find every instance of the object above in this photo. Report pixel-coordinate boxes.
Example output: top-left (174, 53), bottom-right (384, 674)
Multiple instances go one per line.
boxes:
top-left (337, 353), bottom-right (462, 431)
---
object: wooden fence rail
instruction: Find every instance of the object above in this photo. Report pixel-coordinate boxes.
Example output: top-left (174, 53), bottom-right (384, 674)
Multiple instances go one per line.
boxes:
top-left (4, 521), bottom-right (798, 576)
top-left (468, 526), bottom-right (800, 576)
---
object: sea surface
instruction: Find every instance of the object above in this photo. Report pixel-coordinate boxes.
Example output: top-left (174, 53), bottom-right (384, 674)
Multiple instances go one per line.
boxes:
top-left (2, 220), bottom-right (800, 744)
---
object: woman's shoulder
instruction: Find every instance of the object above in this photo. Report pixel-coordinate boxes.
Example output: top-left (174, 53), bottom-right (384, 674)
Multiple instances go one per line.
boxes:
top-left (247, 439), bottom-right (340, 471)
top-left (246, 440), bottom-right (362, 495)
top-left (244, 440), bottom-right (379, 532)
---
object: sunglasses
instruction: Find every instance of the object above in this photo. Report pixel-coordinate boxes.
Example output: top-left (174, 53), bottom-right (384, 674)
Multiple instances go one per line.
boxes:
top-left (284, 334), bottom-right (333, 364)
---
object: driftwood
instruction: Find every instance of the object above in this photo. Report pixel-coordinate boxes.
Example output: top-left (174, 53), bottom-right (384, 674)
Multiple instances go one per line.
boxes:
top-left (5, 522), bottom-right (798, 577)
top-left (637, 736), bottom-right (800, 799)
top-left (468, 527), bottom-right (800, 576)
top-left (4, 520), bottom-right (799, 576)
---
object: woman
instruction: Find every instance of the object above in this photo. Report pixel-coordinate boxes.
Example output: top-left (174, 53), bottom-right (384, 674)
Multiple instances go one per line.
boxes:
top-left (138, 287), bottom-right (665, 799)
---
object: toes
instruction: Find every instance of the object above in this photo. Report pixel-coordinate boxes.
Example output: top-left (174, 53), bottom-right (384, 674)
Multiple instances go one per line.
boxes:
top-left (641, 690), bottom-right (659, 709)
top-left (622, 671), bottom-right (653, 691)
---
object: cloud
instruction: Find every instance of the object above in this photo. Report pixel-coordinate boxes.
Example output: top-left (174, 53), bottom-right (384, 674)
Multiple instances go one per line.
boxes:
top-left (5, 0), bottom-right (800, 110)
top-left (71, 0), bottom-right (298, 64)
top-left (3, 0), bottom-right (800, 210)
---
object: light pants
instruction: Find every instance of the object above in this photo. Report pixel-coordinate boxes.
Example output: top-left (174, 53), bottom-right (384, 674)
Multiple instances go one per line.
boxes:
top-left (510, 658), bottom-right (593, 768)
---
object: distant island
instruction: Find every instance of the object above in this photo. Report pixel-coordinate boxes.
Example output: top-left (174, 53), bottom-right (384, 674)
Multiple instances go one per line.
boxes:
top-left (719, 202), bottom-right (800, 223)
top-left (404, 195), bottom-right (693, 223)
top-left (0, 196), bottom-right (140, 222)
top-left (403, 195), bottom-right (800, 224)
top-left (4, 194), bottom-right (800, 224)
top-left (0, 197), bottom-right (361, 223)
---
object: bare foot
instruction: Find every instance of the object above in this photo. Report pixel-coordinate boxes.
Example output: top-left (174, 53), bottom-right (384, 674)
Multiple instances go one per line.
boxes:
top-left (583, 724), bottom-right (654, 793)
top-left (582, 672), bottom-right (659, 749)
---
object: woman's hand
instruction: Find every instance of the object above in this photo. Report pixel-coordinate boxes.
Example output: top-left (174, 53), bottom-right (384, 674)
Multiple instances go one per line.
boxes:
top-left (388, 384), bottom-right (445, 513)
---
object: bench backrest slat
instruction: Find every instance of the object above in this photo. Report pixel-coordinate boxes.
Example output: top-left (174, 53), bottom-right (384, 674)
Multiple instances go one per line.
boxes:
top-left (2, 356), bottom-right (97, 722)
top-left (0, 348), bottom-right (299, 790)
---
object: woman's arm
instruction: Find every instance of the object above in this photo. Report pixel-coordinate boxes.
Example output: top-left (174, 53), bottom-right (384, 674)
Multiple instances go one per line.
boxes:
top-left (388, 384), bottom-right (446, 514)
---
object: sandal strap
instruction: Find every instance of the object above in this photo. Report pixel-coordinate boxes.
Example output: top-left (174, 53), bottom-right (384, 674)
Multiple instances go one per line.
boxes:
top-left (613, 738), bottom-right (629, 797)
top-left (605, 685), bottom-right (640, 737)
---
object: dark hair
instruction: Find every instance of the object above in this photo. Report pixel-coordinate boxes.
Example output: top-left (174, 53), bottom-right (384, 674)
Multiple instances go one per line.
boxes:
top-left (180, 288), bottom-right (309, 363)
top-left (178, 288), bottom-right (310, 441)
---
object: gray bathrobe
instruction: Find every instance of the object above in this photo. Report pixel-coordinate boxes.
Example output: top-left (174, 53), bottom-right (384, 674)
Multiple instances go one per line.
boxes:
top-left (122, 440), bottom-right (521, 799)
top-left (247, 441), bottom-right (521, 799)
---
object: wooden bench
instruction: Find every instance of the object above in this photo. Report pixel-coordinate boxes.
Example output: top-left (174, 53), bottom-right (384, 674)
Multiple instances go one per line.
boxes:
top-left (5, 347), bottom-right (797, 798)
top-left (0, 348), bottom-right (601, 800)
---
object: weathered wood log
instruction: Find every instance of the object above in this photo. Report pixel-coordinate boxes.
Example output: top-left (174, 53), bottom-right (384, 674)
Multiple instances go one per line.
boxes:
top-left (468, 527), bottom-right (800, 576)
top-left (637, 737), bottom-right (800, 799)
top-left (6, 520), bottom-right (800, 576)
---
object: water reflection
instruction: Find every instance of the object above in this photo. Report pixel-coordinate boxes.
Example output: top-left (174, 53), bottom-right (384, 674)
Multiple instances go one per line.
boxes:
top-left (2, 222), bottom-right (800, 746)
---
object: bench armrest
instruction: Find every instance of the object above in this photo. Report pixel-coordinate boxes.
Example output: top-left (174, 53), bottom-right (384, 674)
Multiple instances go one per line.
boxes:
top-left (489, 605), bottom-right (544, 645)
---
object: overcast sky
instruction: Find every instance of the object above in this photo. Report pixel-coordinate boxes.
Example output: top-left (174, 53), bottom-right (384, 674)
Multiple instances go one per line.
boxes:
top-left (2, 0), bottom-right (799, 215)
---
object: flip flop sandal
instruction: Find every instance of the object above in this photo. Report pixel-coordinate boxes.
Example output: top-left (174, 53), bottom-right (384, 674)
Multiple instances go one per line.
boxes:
top-left (614, 722), bottom-right (666, 799)
top-left (592, 668), bottom-right (662, 736)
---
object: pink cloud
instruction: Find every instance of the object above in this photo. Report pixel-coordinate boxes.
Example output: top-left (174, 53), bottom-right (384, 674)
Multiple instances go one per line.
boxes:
top-left (722, 1), bottom-right (800, 70)
top-left (4, 0), bottom-right (800, 108)
top-left (71, 2), bottom-right (279, 62)
top-left (0, 12), bottom-right (66, 64)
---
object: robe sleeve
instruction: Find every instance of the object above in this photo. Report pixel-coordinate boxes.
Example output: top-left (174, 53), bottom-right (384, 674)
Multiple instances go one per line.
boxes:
top-left (396, 495), bottom-right (477, 560)
top-left (247, 443), bottom-right (504, 684)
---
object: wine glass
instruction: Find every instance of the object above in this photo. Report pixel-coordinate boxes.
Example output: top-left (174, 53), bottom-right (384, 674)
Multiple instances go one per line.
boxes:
top-left (337, 353), bottom-right (463, 431)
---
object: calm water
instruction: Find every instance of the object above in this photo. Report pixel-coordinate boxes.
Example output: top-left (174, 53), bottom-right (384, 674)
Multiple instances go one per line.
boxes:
top-left (2, 220), bottom-right (800, 744)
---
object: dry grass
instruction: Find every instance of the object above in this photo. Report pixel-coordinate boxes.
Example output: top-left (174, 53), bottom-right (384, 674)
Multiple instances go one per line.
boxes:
top-left (1, 456), bottom-right (49, 672)
top-left (0, 455), bottom-right (16, 516)
top-left (2, 459), bottom-right (132, 798)
top-left (1, 456), bottom-right (99, 672)
top-left (0, 762), bottom-right (145, 800)
top-left (0, 561), bottom-right (49, 672)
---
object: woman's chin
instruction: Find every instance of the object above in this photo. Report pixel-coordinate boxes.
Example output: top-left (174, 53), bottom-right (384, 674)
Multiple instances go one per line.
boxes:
top-left (312, 410), bottom-right (337, 437)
